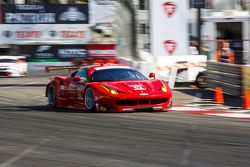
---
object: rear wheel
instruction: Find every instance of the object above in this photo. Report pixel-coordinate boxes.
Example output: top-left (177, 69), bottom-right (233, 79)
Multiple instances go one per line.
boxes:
top-left (84, 87), bottom-right (95, 111)
top-left (47, 85), bottom-right (56, 108)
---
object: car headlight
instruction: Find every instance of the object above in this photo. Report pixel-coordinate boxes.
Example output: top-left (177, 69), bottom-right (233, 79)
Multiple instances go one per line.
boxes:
top-left (160, 81), bottom-right (168, 92)
top-left (101, 84), bottom-right (119, 94)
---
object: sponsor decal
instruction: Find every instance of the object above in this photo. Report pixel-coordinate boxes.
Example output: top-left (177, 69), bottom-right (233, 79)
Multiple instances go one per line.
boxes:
top-left (2, 31), bottom-right (12, 38)
top-left (3, 31), bottom-right (42, 38)
top-left (35, 45), bottom-right (54, 58)
top-left (163, 2), bottom-right (176, 17)
top-left (1, 4), bottom-right (88, 24)
top-left (49, 31), bottom-right (57, 37)
top-left (5, 13), bottom-right (55, 24)
top-left (0, 24), bottom-right (91, 44)
top-left (49, 31), bottom-right (86, 38)
top-left (164, 40), bottom-right (176, 55)
top-left (19, 44), bottom-right (87, 61)
top-left (88, 50), bottom-right (115, 55)
top-left (68, 85), bottom-right (76, 90)
top-left (130, 84), bottom-right (146, 91)
top-left (58, 49), bottom-right (87, 58)
top-left (140, 93), bottom-right (149, 96)
top-left (59, 7), bottom-right (86, 22)
top-left (37, 46), bottom-right (51, 52)
top-left (15, 5), bottom-right (45, 10)
top-left (59, 31), bottom-right (85, 38)
top-left (15, 31), bottom-right (41, 38)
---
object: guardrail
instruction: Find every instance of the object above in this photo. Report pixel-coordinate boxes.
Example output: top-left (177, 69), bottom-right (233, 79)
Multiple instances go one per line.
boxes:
top-left (206, 61), bottom-right (250, 109)
top-left (206, 61), bottom-right (242, 97)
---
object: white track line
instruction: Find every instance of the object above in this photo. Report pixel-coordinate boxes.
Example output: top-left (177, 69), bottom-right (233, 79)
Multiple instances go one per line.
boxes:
top-left (207, 113), bottom-right (250, 118)
top-left (170, 107), bottom-right (207, 111)
top-left (21, 82), bottom-right (38, 85)
top-left (33, 95), bottom-right (45, 99)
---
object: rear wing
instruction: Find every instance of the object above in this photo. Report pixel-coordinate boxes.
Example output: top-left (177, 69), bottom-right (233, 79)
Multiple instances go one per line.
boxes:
top-left (45, 66), bottom-right (78, 73)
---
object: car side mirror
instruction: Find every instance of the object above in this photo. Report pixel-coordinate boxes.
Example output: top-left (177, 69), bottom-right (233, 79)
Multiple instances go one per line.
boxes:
top-left (73, 76), bottom-right (81, 82)
top-left (149, 73), bottom-right (155, 79)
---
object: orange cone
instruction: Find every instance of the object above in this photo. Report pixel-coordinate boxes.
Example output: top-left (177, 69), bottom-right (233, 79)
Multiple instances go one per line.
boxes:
top-left (214, 87), bottom-right (224, 104)
top-left (243, 91), bottom-right (250, 109)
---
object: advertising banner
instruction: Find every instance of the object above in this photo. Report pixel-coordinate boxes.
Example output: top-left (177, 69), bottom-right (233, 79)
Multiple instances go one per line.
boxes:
top-left (87, 44), bottom-right (116, 57)
top-left (150, 0), bottom-right (188, 56)
top-left (0, 4), bottom-right (88, 24)
top-left (19, 44), bottom-right (87, 61)
top-left (0, 24), bottom-right (91, 44)
top-left (28, 62), bottom-right (73, 71)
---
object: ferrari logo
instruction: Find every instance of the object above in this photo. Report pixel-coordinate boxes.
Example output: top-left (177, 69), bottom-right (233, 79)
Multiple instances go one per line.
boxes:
top-left (163, 2), bottom-right (176, 17)
top-left (164, 40), bottom-right (176, 55)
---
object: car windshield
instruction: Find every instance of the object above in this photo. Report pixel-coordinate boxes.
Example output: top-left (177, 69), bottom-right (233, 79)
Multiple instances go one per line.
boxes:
top-left (91, 68), bottom-right (148, 82)
top-left (0, 59), bottom-right (16, 63)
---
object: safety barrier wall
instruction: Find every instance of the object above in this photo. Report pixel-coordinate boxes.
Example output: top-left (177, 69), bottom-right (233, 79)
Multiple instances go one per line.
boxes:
top-left (206, 61), bottom-right (242, 97)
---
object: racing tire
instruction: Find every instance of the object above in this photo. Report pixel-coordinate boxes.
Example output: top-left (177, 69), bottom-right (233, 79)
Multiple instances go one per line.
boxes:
top-left (195, 72), bottom-right (207, 89)
top-left (47, 85), bottom-right (57, 108)
top-left (84, 87), bottom-right (96, 111)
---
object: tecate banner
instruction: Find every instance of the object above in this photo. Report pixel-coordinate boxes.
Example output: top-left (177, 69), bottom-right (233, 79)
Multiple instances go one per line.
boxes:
top-left (150, 0), bottom-right (188, 56)
top-left (0, 24), bottom-right (91, 44)
top-left (19, 45), bottom-right (87, 61)
top-left (0, 4), bottom-right (88, 24)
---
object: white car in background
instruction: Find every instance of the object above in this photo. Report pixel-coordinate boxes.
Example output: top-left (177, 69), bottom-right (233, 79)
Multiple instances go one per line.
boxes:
top-left (0, 56), bottom-right (27, 77)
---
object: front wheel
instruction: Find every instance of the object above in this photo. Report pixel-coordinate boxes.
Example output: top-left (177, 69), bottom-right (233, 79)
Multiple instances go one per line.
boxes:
top-left (84, 87), bottom-right (96, 111)
top-left (47, 85), bottom-right (56, 108)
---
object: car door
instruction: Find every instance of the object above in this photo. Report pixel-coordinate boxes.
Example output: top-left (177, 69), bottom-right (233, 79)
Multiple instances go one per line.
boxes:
top-left (65, 70), bottom-right (79, 104)
top-left (68, 68), bottom-right (88, 105)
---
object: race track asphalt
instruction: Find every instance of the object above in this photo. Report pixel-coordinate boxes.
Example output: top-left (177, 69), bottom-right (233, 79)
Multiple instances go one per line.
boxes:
top-left (0, 75), bottom-right (249, 167)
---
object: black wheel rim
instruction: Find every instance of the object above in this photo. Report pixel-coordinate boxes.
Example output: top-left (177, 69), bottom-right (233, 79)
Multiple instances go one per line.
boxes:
top-left (48, 87), bottom-right (55, 106)
top-left (85, 88), bottom-right (94, 109)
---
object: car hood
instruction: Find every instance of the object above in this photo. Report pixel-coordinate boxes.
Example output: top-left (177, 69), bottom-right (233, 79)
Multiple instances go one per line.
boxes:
top-left (97, 80), bottom-right (167, 94)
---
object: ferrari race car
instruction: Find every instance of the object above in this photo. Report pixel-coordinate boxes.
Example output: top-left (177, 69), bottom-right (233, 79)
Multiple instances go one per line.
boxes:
top-left (0, 56), bottom-right (27, 77)
top-left (45, 64), bottom-right (172, 112)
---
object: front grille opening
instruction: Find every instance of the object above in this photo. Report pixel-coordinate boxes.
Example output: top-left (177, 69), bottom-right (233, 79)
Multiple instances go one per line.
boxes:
top-left (151, 98), bottom-right (168, 104)
top-left (138, 100), bottom-right (149, 105)
top-left (117, 100), bottom-right (137, 106)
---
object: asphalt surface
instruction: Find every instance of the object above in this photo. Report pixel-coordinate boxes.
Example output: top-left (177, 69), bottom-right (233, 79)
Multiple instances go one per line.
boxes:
top-left (0, 74), bottom-right (250, 167)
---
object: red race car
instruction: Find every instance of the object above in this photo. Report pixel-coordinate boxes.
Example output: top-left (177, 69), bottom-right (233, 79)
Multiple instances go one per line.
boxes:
top-left (45, 64), bottom-right (172, 112)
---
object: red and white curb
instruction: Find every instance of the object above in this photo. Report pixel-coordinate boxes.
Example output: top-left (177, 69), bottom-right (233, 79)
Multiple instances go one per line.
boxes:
top-left (170, 106), bottom-right (250, 120)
